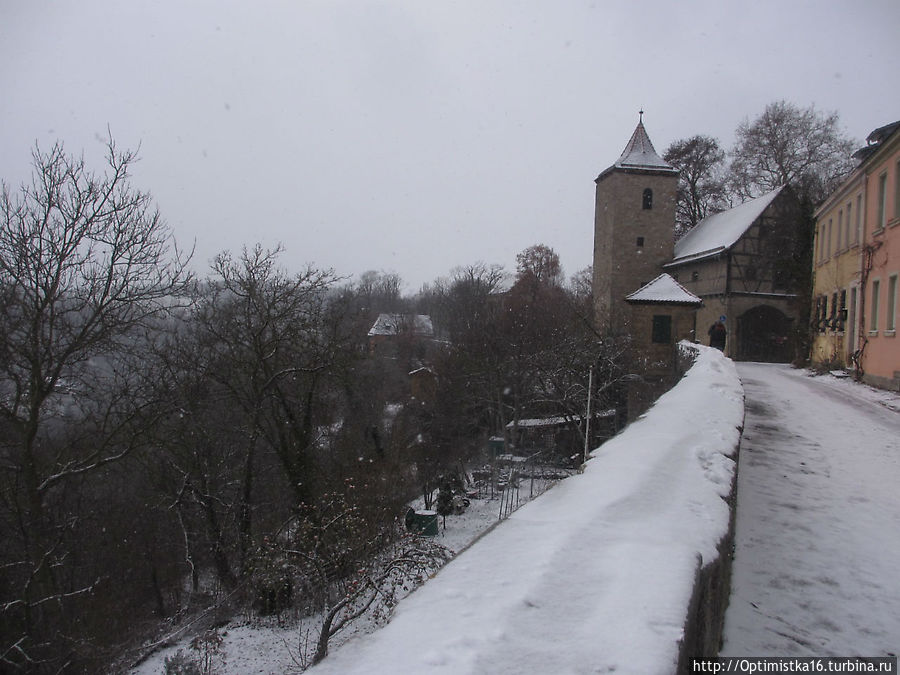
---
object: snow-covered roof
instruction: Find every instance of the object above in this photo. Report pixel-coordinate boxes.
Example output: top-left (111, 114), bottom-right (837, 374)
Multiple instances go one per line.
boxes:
top-left (625, 273), bottom-right (702, 305)
top-left (506, 410), bottom-right (617, 429)
top-left (598, 118), bottom-right (677, 179)
top-left (368, 313), bottom-right (434, 337)
top-left (865, 119), bottom-right (900, 146)
top-left (667, 187), bottom-right (783, 266)
top-left (854, 119), bottom-right (900, 162)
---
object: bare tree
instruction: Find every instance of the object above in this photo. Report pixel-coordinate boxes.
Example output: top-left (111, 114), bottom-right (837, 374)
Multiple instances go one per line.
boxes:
top-left (196, 246), bottom-right (350, 551)
top-left (243, 489), bottom-right (449, 666)
top-left (0, 138), bottom-right (191, 672)
top-left (515, 244), bottom-right (563, 289)
top-left (728, 100), bottom-right (857, 203)
top-left (664, 135), bottom-right (729, 237)
top-left (428, 248), bottom-right (623, 463)
top-left (567, 265), bottom-right (593, 322)
top-left (356, 269), bottom-right (405, 314)
top-left (429, 262), bottom-right (506, 340)
top-left (451, 261), bottom-right (507, 295)
top-left (310, 536), bottom-right (449, 665)
top-left (145, 323), bottom-right (249, 595)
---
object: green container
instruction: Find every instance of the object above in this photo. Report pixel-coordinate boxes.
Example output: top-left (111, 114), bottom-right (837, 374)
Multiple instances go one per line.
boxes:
top-left (488, 436), bottom-right (505, 457)
top-left (405, 508), bottom-right (439, 536)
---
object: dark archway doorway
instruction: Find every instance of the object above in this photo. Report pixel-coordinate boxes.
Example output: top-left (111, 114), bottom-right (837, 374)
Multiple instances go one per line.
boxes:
top-left (737, 305), bottom-right (793, 362)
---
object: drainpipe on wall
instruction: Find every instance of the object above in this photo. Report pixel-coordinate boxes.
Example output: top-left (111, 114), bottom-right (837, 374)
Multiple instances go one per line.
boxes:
top-left (853, 172), bottom-right (877, 382)
top-left (725, 250), bottom-right (733, 357)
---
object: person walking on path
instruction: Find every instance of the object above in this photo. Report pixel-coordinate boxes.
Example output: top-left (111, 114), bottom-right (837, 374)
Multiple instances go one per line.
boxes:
top-left (708, 320), bottom-right (727, 351)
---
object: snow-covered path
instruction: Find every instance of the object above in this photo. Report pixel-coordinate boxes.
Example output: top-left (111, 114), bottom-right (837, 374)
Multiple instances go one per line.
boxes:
top-left (722, 363), bottom-right (900, 657)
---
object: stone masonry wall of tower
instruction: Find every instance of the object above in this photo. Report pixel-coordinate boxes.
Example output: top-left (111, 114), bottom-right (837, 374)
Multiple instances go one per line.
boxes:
top-left (592, 169), bottom-right (678, 335)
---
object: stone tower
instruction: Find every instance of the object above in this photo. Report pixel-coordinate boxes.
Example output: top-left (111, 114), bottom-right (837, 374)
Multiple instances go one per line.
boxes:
top-left (592, 114), bottom-right (679, 335)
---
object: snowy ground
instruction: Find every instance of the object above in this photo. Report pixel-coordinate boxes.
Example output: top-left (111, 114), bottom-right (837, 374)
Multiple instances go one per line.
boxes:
top-left (130, 478), bottom-right (559, 674)
top-left (721, 363), bottom-right (900, 657)
top-left (305, 346), bottom-right (743, 675)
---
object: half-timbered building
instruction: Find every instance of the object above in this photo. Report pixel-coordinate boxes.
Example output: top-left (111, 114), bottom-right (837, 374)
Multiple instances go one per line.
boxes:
top-left (662, 186), bottom-right (804, 361)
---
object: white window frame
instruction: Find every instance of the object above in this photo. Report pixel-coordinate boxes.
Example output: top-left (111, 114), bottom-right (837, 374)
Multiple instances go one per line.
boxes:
top-left (845, 202), bottom-right (852, 247)
top-left (817, 223), bottom-right (824, 263)
top-left (837, 209), bottom-right (844, 250)
top-left (896, 160), bottom-right (900, 221)
top-left (887, 274), bottom-right (898, 333)
top-left (848, 285), bottom-right (858, 353)
top-left (855, 194), bottom-right (863, 243)
top-left (869, 278), bottom-right (881, 333)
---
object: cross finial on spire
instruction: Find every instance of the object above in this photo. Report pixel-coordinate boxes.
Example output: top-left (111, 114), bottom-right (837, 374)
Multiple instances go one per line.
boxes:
top-left (639, 109), bottom-right (644, 122)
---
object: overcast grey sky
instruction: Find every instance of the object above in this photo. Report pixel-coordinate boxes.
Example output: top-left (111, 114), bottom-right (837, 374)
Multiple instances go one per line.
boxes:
top-left (2, 1), bottom-right (899, 291)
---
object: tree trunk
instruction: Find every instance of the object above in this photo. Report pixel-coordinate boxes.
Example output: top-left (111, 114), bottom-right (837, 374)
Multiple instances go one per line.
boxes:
top-left (313, 600), bottom-right (345, 664)
top-left (197, 475), bottom-right (238, 590)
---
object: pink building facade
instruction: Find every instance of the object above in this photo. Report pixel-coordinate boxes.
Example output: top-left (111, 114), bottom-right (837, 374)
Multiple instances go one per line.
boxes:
top-left (860, 122), bottom-right (900, 390)
top-left (812, 120), bottom-right (900, 390)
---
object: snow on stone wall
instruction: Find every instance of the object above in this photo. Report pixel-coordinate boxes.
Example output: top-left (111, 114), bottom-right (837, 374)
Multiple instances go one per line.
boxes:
top-left (309, 344), bottom-right (744, 675)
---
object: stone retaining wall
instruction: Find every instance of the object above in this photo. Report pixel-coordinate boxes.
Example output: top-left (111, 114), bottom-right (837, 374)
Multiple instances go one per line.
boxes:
top-left (676, 342), bottom-right (743, 670)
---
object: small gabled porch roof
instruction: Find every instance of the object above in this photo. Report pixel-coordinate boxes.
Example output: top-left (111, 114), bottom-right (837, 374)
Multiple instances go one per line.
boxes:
top-left (625, 273), bottom-right (702, 306)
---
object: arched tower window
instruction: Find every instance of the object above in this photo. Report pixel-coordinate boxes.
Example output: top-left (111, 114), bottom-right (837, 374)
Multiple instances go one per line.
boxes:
top-left (642, 188), bottom-right (653, 210)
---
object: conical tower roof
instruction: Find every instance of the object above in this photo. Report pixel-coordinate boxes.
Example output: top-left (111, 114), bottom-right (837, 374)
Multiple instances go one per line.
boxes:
top-left (597, 113), bottom-right (678, 180)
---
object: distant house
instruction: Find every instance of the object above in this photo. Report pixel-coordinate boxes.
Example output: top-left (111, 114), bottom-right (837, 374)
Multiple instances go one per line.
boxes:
top-left (505, 411), bottom-right (617, 463)
top-left (663, 186), bottom-right (805, 362)
top-left (367, 313), bottom-right (435, 356)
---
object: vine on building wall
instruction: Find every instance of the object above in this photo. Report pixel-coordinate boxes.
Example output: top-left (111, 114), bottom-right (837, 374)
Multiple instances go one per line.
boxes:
top-left (851, 240), bottom-right (884, 381)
